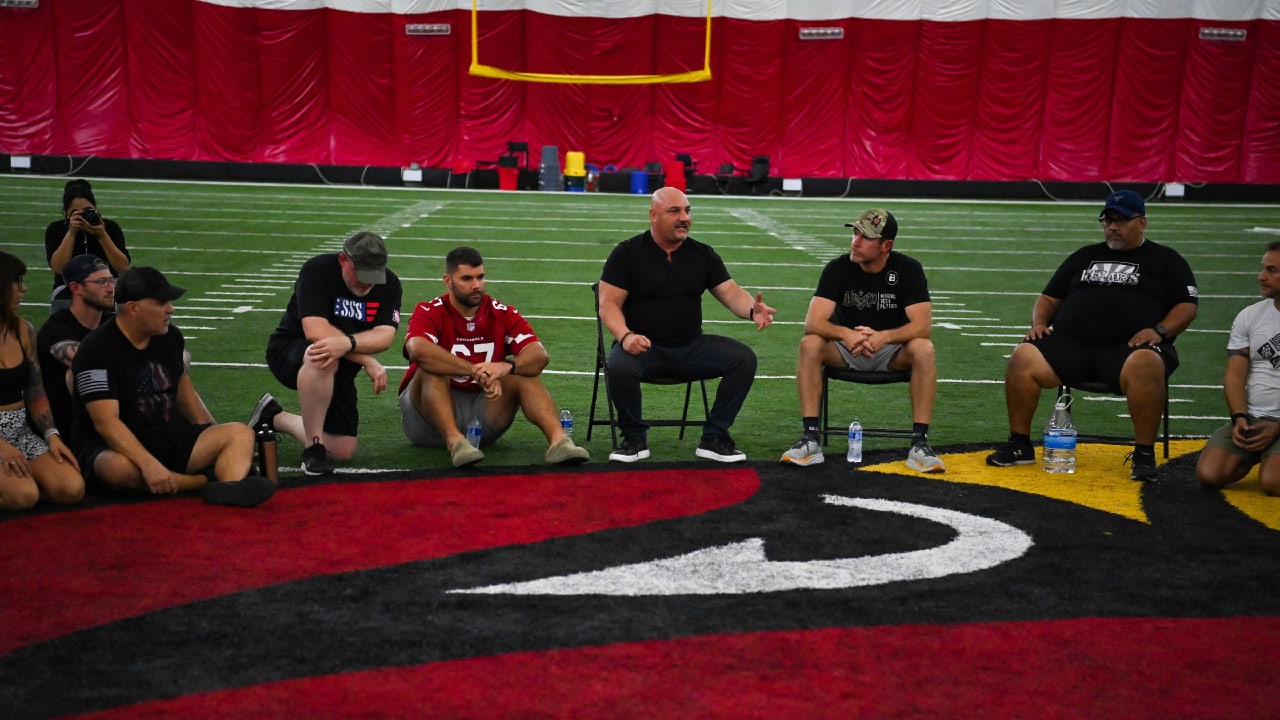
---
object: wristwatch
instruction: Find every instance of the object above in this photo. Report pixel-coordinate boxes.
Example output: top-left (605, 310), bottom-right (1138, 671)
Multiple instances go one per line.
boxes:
top-left (1154, 324), bottom-right (1168, 340)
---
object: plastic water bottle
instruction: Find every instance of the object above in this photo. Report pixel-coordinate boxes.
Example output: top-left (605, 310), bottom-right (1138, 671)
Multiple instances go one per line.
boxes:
top-left (847, 420), bottom-right (863, 464)
top-left (560, 408), bottom-right (574, 436)
top-left (1043, 396), bottom-right (1077, 474)
top-left (467, 417), bottom-right (483, 449)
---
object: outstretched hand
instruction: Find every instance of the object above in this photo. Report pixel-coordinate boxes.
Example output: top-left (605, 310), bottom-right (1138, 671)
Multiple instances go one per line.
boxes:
top-left (751, 291), bottom-right (776, 330)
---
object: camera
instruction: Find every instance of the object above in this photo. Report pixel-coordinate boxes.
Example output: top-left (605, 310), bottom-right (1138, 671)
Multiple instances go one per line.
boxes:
top-left (81, 207), bottom-right (102, 226)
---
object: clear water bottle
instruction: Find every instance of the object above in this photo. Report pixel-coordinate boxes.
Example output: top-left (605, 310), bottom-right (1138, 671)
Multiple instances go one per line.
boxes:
top-left (560, 408), bottom-right (574, 436)
top-left (847, 420), bottom-right (863, 464)
top-left (1043, 396), bottom-right (1077, 474)
top-left (467, 417), bottom-right (483, 449)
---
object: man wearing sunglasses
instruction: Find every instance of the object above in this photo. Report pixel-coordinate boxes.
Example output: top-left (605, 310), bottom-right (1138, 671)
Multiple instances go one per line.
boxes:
top-left (37, 254), bottom-right (116, 439)
top-left (986, 189), bottom-right (1199, 480)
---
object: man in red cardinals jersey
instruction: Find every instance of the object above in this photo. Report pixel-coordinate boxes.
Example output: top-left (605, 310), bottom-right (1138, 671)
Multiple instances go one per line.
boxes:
top-left (398, 246), bottom-right (590, 468)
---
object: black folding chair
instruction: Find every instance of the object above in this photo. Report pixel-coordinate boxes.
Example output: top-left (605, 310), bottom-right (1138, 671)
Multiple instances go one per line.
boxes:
top-left (586, 283), bottom-right (710, 447)
top-left (818, 367), bottom-right (915, 445)
top-left (1058, 379), bottom-right (1171, 458)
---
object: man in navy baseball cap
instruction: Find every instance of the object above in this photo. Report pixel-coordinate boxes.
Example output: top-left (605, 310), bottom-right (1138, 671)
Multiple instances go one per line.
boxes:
top-left (1100, 189), bottom-right (1146, 220)
top-left (988, 188), bottom-right (1198, 482)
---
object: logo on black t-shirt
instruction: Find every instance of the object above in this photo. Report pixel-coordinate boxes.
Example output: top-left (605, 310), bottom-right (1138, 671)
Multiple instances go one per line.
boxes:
top-left (843, 291), bottom-right (899, 312)
top-left (1081, 261), bottom-right (1140, 286)
top-left (334, 298), bottom-right (370, 322)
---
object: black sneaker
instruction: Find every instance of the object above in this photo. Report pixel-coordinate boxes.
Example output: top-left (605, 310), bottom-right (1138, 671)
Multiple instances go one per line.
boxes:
top-left (608, 436), bottom-right (650, 463)
top-left (248, 392), bottom-right (283, 433)
top-left (696, 435), bottom-right (746, 463)
top-left (202, 475), bottom-right (276, 507)
top-left (986, 436), bottom-right (1035, 467)
top-left (1125, 449), bottom-right (1158, 482)
top-left (301, 438), bottom-right (334, 476)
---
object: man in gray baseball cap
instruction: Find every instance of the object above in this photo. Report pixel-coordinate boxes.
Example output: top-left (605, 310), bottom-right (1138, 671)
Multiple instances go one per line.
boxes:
top-left (262, 232), bottom-right (403, 475)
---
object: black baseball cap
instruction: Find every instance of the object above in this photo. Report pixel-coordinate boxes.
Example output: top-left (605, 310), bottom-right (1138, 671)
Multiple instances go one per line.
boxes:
top-left (114, 267), bottom-right (186, 303)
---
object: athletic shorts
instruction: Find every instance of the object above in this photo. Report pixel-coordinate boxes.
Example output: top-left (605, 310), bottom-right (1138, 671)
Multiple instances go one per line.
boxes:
top-left (77, 422), bottom-right (211, 486)
top-left (398, 386), bottom-right (508, 448)
top-left (1202, 416), bottom-right (1280, 463)
top-left (266, 335), bottom-right (360, 437)
top-left (835, 342), bottom-right (902, 373)
top-left (0, 408), bottom-right (49, 460)
top-left (1028, 333), bottom-right (1178, 394)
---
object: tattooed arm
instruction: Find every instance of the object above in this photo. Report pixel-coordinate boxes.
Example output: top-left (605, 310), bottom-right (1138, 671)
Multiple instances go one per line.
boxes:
top-left (50, 338), bottom-right (79, 369)
top-left (22, 322), bottom-right (55, 437)
top-left (24, 321), bottom-right (78, 468)
top-left (50, 338), bottom-right (79, 395)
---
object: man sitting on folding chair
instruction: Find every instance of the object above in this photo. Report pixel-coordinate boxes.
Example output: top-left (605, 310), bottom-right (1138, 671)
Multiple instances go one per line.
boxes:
top-left (780, 209), bottom-right (944, 472)
top-left (985, 190), bottom-right (1199, 480)
top-left (598, 187), bottom-right (776, 463)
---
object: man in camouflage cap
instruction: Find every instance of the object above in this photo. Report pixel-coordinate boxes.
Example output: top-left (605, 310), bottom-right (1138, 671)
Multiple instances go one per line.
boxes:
top-left (781, 209), bottom-right (945, 473)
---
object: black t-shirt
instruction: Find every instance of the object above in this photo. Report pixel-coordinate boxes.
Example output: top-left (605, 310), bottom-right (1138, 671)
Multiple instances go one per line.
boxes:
top-left (37, 308), bottom-right (110, 438)
top-left (599, 231), bottom-right (732, 346)
top-left (71, 318), bottom-right (190, 450)
top-left (270, 254), bottom-right (403, 345)
top-left (1044, 239), bottom-right (1199, 346)
top-left (814, 252), bottom-right (930, 330)
top-left (43, 218), bottom-right (130, 292)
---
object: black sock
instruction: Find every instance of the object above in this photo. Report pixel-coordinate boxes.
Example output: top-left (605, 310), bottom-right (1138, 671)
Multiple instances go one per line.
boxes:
top-left (912, 423), bottom-right (929, 445)
top-left (803, 417), bottom-right (820, 439)
top-left (1011, 432), bottom-right (1032, 445)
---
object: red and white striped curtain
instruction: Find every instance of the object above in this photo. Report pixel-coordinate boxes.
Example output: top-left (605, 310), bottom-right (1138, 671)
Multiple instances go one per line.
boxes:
top-left (1, 0), bottom-right (1276, 183)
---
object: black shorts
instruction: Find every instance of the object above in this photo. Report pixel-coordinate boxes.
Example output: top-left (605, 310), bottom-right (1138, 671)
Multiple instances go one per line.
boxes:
top-left (77, 422), bottom-right (211, 486)
top-left (1029, 333), bottom-right (1178, 394)
top-left (265, 335), bottom-right (361, 437)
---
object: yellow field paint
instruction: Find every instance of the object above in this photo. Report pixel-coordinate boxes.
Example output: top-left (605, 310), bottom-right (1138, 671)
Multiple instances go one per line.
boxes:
top-left (868, 440), bottom-right (1211, 526)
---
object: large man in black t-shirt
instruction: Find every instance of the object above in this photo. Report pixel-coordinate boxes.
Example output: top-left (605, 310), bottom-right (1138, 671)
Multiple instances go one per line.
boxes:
top-left (263, 231), bottom-right (402, 475)
top-left (598, 187), bottom-right (776, 463)
top-left (72, 267), bottom-right (273, 507)
top-left (986, 190), bottom-right (1199, 480)
top-left (779, 209), bottom-right (945, 473)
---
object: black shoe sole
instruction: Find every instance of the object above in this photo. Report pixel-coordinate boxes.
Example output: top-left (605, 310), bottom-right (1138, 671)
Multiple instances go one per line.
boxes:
top-left (202, 476), bottom-right (275, 507)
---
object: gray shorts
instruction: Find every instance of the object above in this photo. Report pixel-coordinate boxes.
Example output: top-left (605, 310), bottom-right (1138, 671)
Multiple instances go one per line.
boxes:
top-left (398, 387), bottom-right (508, 448)
top-left (1203, 416), bottom-right (1280, 462)
top-left (835, 342), bottom-right (903, 372)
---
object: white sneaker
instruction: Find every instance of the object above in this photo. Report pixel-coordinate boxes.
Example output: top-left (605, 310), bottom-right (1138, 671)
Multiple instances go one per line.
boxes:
top-left (780, 436), bottom-right (824, 466)
top-left (906, 443), bottom-right (946, 473)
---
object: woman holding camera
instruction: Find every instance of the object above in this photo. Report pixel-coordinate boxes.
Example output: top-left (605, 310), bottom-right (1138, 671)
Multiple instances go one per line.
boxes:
top-left (0, 252), bottom-right (83, 510)
top-left (44, 179), bottom-right (131, 311)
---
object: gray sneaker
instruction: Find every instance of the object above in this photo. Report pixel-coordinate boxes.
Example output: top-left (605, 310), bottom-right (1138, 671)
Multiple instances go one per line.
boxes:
top-left (780, 436), bottom-right (824, 466)
top-left (449, 439), bottom-right (484, 468)
top-left (545, 436), bottom-right (590, 465)
top-left (906, 443), bottom-right (946, 473)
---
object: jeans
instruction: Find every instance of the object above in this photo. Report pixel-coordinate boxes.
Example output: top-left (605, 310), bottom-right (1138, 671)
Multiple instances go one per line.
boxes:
top-left (606, 334), bottom-right (757, 441)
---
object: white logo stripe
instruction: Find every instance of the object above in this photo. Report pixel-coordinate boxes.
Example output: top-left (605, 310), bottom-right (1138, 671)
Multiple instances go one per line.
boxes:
top-left (451, 496), bottom-right (1033, 596)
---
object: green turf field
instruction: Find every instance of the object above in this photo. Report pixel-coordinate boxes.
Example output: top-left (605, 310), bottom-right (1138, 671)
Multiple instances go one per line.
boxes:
top-left (2, 175), bottom-right (1277, 473)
